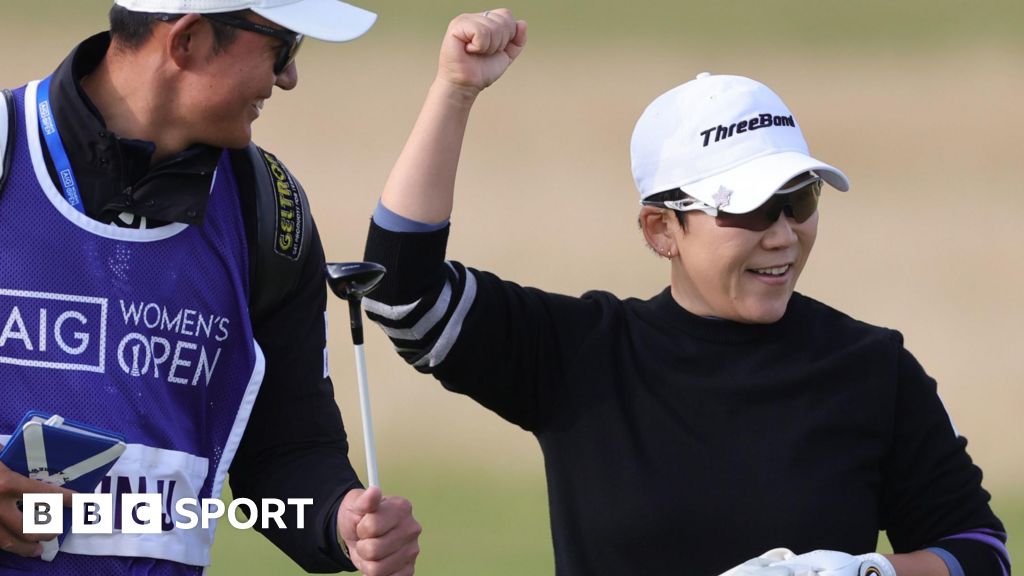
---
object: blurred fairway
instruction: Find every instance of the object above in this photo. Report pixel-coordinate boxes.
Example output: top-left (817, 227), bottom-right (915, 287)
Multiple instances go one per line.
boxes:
top-left (3, 1), bottom-right (1022, 575)
top-left (4, 0), bottom-right (1024, 50)
top-left (211, 465), bottom-right (554, 575)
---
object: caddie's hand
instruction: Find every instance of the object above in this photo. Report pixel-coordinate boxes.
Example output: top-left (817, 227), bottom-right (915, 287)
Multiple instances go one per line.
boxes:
top-left (0, 459), bottom-right (72, 557)
top-left (337, 487), bottom-right (421, 576)
top-left (437, 8), bottom-right (527, 95)
top-left (768, 550), bottom-right (897, 576)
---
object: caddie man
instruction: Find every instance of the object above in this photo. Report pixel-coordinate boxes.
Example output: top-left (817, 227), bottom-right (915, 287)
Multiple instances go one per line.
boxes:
top-left (0, 1), bottom-right (420, 575)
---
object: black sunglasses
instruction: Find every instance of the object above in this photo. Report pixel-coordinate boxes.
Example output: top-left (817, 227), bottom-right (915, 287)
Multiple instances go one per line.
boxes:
top-left (643, 177), bottom-right (822, 232)
top-left (203, 13), bottom-right (304, 75)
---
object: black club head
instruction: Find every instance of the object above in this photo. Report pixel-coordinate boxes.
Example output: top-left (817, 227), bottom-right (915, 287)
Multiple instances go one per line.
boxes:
top-left (326, 262), bottom-right (386, 301)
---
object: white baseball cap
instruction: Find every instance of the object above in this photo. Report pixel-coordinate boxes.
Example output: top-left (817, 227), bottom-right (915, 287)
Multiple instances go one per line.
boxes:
top-left (630, 73), bottom-right (849, 214)
top-left (113, 0), bottom-right (377, 42)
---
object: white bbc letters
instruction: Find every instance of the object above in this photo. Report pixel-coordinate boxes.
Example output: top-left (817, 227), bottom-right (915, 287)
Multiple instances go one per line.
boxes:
top-left (72, 493), bottom-right (114, 534)
top-left (122, 493), bottom-right (162, 534)
top-left (23, 493), bottom-right (63, 534)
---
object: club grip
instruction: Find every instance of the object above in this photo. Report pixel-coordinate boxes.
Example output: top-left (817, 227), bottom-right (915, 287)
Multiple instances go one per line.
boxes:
top-left (348, 299), bottom-right (364, 345)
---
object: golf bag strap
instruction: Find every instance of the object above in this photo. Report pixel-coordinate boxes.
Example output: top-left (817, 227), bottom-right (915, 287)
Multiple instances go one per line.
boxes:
top-left (233, 143), bottom-right (313, 319)
top-left (0, 88), bottom-right (14, 198)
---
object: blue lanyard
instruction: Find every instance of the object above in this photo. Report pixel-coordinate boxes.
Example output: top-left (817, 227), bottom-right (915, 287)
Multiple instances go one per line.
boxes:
top-left (36, 76), bottom-right (85, 213)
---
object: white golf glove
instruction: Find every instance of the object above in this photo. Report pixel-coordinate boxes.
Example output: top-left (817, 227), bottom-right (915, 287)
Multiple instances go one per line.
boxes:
top-left (718, 549), bottom-right (803, 576)
top-left (718, 549), bottom-right (897, 576)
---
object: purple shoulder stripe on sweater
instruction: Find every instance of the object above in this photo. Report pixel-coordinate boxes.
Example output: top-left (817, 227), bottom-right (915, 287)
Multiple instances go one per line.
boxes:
top-left (940, 530), bottom-right (1011, 576)
top-left (973, 527), bottom-right (1010, 538)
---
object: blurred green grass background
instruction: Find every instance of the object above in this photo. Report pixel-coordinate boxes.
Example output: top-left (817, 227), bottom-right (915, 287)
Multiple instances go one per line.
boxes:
top-left (3, 1), bottom-right (1021, 574)
top-left (5, 1), bottom-right (1023, 49)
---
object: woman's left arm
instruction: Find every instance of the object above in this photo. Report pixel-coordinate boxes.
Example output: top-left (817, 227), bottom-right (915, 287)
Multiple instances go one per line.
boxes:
top-left (880, 343), bottom-right (1010, 576)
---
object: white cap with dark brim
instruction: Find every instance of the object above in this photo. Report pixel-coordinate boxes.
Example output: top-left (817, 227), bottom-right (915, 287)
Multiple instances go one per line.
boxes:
top-left (113, 0), bottom-right (377, 42)
top-left (631, 73), bottom-right (849, 214)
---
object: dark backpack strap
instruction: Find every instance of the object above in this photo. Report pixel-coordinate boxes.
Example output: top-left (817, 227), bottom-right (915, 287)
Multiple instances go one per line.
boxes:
top-left (231, 143), bottom-right (313, 319)
top-left (0, 89), bottom-right (14, 197)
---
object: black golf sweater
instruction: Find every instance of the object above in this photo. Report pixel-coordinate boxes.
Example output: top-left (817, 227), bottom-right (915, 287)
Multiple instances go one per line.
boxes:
top-left (364, 221), bottom-right (1008, 576)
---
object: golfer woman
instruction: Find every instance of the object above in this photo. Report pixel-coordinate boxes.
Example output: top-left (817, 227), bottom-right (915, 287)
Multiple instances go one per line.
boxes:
top-left (362, 9), bottom-right (1009, 576)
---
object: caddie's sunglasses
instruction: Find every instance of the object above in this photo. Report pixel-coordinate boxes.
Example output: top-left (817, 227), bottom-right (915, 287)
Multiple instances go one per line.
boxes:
top-left (203, 13), bottom-right (304, 75)
top-left (642, 176), bottom-right (822, 232)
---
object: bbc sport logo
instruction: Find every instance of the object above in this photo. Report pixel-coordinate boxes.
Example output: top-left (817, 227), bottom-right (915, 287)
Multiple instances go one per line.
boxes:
top-left (23, 494), bottom-right (313, 534)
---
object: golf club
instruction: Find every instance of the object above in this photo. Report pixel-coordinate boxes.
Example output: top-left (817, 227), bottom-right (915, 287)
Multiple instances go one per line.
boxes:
top-left (326, 261), bottom-right (386, 488)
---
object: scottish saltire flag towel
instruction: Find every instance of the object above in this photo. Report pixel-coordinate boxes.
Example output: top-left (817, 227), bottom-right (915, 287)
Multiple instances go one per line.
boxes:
top-left (0, 412), bottom-right (126, 560)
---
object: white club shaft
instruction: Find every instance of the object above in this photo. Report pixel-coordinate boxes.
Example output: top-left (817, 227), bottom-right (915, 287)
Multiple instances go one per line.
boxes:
top-left (353, 343), bottom-right (379, 488)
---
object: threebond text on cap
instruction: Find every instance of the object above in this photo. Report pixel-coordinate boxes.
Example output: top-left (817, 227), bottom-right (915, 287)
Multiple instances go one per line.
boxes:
top-left (630, 72), bottom-right (850, 215)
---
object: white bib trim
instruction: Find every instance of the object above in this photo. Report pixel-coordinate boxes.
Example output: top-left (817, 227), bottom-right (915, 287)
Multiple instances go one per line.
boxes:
top-left (60, 443), bottom-right (212, 566)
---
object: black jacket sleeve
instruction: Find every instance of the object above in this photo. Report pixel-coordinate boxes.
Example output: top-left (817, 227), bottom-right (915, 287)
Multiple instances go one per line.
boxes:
top-left (230, 210), bottom-right (361, 570)
top-left (880, 345), bottom-right (1009, 575)
top-left (362, 219), bottom-right (602, 431)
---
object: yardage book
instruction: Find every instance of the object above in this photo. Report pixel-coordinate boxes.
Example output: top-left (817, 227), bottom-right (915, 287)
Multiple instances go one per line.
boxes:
top-left (0, 411), bottom-right (126, 562)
